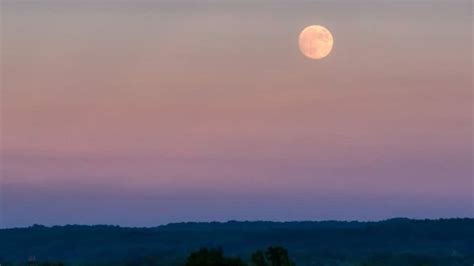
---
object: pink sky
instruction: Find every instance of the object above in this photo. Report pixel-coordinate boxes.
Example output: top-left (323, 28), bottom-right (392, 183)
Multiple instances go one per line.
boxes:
top-left (1, 1), bottom-right (472, 227)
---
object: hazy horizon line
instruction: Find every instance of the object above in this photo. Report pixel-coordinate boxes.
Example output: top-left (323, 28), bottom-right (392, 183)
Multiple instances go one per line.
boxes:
top-left (2, 216), bottom-right (473, 230)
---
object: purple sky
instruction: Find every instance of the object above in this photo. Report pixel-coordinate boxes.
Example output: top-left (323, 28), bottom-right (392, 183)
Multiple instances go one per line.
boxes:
top-left (1, 1), bottom-right (472, 228)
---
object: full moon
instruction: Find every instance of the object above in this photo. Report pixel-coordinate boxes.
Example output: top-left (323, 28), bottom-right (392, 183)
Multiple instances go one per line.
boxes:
top-left (298, 25), bottom-right (334, 60)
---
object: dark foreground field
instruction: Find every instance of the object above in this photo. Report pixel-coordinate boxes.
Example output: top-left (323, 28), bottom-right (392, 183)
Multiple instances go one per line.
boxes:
top-left (1, 218), bottom-right (473, 266)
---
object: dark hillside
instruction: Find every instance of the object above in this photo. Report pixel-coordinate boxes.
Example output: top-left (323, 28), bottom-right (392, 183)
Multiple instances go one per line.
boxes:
top-left (0, 218), bottom-right (472, 266)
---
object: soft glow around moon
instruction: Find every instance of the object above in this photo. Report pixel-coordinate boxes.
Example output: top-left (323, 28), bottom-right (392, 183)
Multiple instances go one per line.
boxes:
top-left (298, 25), bottom-right (334, 60)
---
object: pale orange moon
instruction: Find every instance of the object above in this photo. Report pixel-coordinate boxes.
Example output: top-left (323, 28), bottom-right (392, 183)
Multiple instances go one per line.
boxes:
top-left (298, 25), bottom-right (334, 60)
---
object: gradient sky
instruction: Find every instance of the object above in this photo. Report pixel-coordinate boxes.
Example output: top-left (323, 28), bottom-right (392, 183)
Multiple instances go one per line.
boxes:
top-left (1, 1), bottom-right (472, 228)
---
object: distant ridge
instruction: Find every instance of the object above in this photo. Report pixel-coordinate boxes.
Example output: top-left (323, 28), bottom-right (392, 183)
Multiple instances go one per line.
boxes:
top-left (1, 218), bottom-right (473, 265)
top-left (5, 217), bottom-right (467, 229)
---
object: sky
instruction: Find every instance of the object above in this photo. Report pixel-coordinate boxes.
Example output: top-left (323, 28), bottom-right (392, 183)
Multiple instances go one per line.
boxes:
top-left (1, 1), bottom-right (472, 228)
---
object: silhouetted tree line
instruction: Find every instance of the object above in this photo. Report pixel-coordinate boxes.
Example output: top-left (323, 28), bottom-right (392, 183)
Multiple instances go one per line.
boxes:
top-left (1, 245), bottom-right (462, 266)
top-left (184, 246), bottom-right (295, 266)
top-left (1, 247), bottom-right (295, 266)
top-left (1, 219), bottom-right (473, 266)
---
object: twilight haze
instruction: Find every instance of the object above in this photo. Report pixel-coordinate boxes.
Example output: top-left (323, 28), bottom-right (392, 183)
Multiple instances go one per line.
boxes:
top-left (1, 1), bottom-right (472, 228)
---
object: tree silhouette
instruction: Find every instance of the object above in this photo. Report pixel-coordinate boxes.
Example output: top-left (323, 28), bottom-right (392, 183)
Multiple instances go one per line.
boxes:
top-left (185, 248), bottom-right (246, 266)
top-left (265, 246), bottom-right (294, 266)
